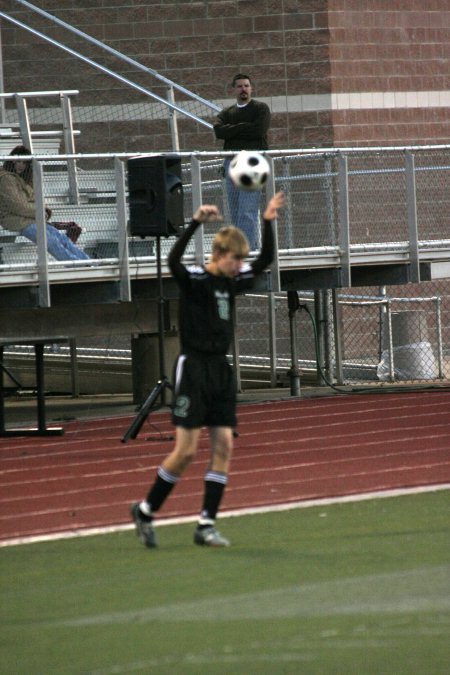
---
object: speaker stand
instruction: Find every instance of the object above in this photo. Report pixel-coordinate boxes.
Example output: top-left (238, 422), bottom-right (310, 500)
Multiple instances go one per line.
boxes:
top-left (122, 236), bottom-right (173, 442)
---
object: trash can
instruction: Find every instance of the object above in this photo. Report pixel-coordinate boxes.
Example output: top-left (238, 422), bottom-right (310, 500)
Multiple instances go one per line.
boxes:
top-left (377, 310), bottom-right (437, 381)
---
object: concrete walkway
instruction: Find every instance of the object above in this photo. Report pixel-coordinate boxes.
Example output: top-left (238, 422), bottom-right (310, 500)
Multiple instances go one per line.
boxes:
top-left (4, 379), bottom-right (446, 429)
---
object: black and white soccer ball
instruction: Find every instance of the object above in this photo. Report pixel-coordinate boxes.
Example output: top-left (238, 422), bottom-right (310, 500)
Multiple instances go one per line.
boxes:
top-left (228, 150), bottom-right (270, 191)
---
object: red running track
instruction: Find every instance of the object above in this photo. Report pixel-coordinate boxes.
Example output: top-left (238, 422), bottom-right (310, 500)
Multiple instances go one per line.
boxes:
top-left (1, 390), bottom-right (449, 542)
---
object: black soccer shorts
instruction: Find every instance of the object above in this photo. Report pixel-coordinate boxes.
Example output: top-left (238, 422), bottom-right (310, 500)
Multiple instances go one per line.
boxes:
top-left (172, 353), bottom-right (237, 429)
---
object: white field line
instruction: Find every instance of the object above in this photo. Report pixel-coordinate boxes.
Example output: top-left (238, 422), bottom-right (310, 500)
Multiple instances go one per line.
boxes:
top-left (58, 565), bottom-right (450, 626)
top-left (1, 483), bottom-right (449, 548)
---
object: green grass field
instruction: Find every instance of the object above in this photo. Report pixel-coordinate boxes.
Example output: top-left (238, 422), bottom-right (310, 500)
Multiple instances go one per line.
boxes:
top-left (1, 490), bottom-right (449, 674)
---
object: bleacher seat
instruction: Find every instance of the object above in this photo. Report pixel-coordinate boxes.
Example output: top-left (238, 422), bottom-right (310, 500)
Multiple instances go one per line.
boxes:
top-left (43, 169), bottom-right (117, 205)
top-left (0, 134), bottom-right (62, 156)
top-left (0, 234), bottom-right (36, 265)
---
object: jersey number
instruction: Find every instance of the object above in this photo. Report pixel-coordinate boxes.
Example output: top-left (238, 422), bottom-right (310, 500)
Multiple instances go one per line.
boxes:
top-left (173, 395), bottom-right (190, 418)
top-left (215, 291), bottom-right (230, 321)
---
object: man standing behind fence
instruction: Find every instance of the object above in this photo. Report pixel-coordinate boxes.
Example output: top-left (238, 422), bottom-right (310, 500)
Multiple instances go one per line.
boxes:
top-left (214, 73), bottom-right (271, 250)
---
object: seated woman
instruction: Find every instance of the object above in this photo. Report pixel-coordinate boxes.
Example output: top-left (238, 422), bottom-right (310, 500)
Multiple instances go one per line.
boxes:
top-left (0, 145), bottom-right (89, 261)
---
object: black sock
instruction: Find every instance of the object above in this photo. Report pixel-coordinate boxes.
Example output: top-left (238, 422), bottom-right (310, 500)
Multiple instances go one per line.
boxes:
top-left (145, 466), bottom-right (178, 513)
top-left (198, 471), bottom-right (228, 527)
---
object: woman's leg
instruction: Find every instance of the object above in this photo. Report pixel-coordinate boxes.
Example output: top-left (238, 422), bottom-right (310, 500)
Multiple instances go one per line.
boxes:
top-left (45, 224), bottom-right (90, 260)
top-left (21, 223), bottom-right (89, 261)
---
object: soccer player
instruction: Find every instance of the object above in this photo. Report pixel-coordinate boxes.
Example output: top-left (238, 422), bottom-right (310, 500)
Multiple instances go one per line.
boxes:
top-left (131, 191), bottom-right (285, 548)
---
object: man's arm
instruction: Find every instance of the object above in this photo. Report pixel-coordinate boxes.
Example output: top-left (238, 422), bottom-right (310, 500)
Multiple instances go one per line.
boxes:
top-left (214, 121), bottom-right (250, 141)
top-left (168, 205), bottom-right (222, 279)
top-left (213, 109), bottom-right (243, 141)
top-left (239, 102), bottom-right (271, 140)
top-left (167, 219), bottom-right (200, 280)
top-left (213, 102), bottom-right (271, 142)
top-left (251, 191), bottom-right (285, 275)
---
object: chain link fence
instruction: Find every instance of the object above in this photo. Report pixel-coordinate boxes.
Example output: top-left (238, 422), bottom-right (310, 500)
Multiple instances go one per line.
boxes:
top-left (233, 280), bottom-right (450, 390)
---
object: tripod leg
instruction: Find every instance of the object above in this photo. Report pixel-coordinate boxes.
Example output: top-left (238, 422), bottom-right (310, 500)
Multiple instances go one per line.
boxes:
top-left (122, 378), bottom-right (170, 443)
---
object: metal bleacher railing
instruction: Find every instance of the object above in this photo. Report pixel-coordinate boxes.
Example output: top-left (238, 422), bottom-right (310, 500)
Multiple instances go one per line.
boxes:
top-left (2, 145), bottom-right (450, 291)
top-left (0, 89), bottom-right (81, 204)
top-left (0, 0), bottom-right (220, 152)
top-left (1, 146), bottom-right (450, 388)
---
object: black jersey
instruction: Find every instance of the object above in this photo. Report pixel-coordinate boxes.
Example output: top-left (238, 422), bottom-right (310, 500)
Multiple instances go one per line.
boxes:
top-left (213, 99), bottom-right (271, 151)
top-left (168, 217), bottom-right (274, 356)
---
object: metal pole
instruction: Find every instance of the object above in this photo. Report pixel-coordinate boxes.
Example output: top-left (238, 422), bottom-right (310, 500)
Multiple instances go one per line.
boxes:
top-left (378, 285), bottom-right (387, 361)
top-left (167, 86), bottom-right (180, 152)
top-left (155, 236), bottom-right (167, 405)
top-left (331, 289), bottom-right (344, 385)
top-left (0, 21), bottom-right (6, 124)
top-left (405, 151), bottom-right (420, 283)
top-left (115, 156), bottom-right (131, 301)
top-left (191, 154), bottom-right (205, 265)
top-left (0, 11), bottom-right (213, 129)
top-left (338, 153), bottom-right (351, 288)
top-left (32, 158), bottom-right (50, 307)
top-left (323, 289), bottom-right (333, 383)
top-left (287, 291), bottom-right (301, 396)
top-left (69, 338), bottom-right (79, 397)
top-left (387, 301), bottom-right (395, 382)
top-left (15, 0), bottom-right (221, 113)
top-left (314, 290), bottom-right (327, 385)
top-left (266, 154), bottom-right (280, 292)
top-left (60, 93), bottom-right (79, 204)
top-left (435, 296), bottom-right (444, 379)
top-left (15, 95), bottom-right (33, 150)
top-left (268, 293), bottom-right (278, 388)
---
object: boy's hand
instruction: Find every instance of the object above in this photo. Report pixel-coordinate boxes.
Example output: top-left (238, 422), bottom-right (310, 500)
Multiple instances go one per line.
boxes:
top-left (193, 205), bottom-right (223, 223)
top-left (263, 191), bottom-right (285, 221)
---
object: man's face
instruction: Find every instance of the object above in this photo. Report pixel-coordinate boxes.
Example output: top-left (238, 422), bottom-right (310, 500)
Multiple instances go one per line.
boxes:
top-left (233, 78), bottom-right (252, 104)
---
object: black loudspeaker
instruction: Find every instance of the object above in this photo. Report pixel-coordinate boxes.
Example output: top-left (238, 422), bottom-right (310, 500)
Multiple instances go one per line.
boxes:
top-left (128, 155), bottom-right (184, 237)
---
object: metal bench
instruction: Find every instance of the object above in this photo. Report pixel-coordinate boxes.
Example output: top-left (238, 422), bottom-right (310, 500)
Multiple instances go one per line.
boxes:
top-left (50, 203), bottom-right (156, 258)
top-left (0, 204), bottom-right (119, 263)
top-left (0, 134), bottom-right (63, 156)
top-left (0, 337), bottom-right (67, 437)
top-left (0, 231), bottom-right (36, 265)
top-left (43, 168), bottom-right (117, 205)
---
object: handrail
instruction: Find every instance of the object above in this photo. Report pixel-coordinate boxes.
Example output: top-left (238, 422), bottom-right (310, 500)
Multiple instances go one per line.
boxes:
top-left (0, 90), bottom-right (79, 99)
top-left (1, 147), bottom-right (449, 299)
top-left (0, 10), bottom-right (214, 131)
top-left (14, 0), bottom-right (221, 115)
top-left (0, 89), bottom-right (80, 201)
top-left (2, 144), bottom-right (450, 162)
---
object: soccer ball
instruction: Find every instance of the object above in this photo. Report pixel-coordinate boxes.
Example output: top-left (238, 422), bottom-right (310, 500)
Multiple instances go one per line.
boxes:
top-left (228, 150), bottom-right (270, 191)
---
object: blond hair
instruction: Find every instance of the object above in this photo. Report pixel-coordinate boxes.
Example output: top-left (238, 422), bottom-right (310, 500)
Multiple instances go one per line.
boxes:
top-left (211, 225), bottom-right (250, 260)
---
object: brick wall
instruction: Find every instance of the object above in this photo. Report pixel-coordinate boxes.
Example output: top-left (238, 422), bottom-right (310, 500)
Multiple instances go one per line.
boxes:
top-left (1, 1), bottom-right (449, 152)
top-left (328, 0), bottom-right (450, 145)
